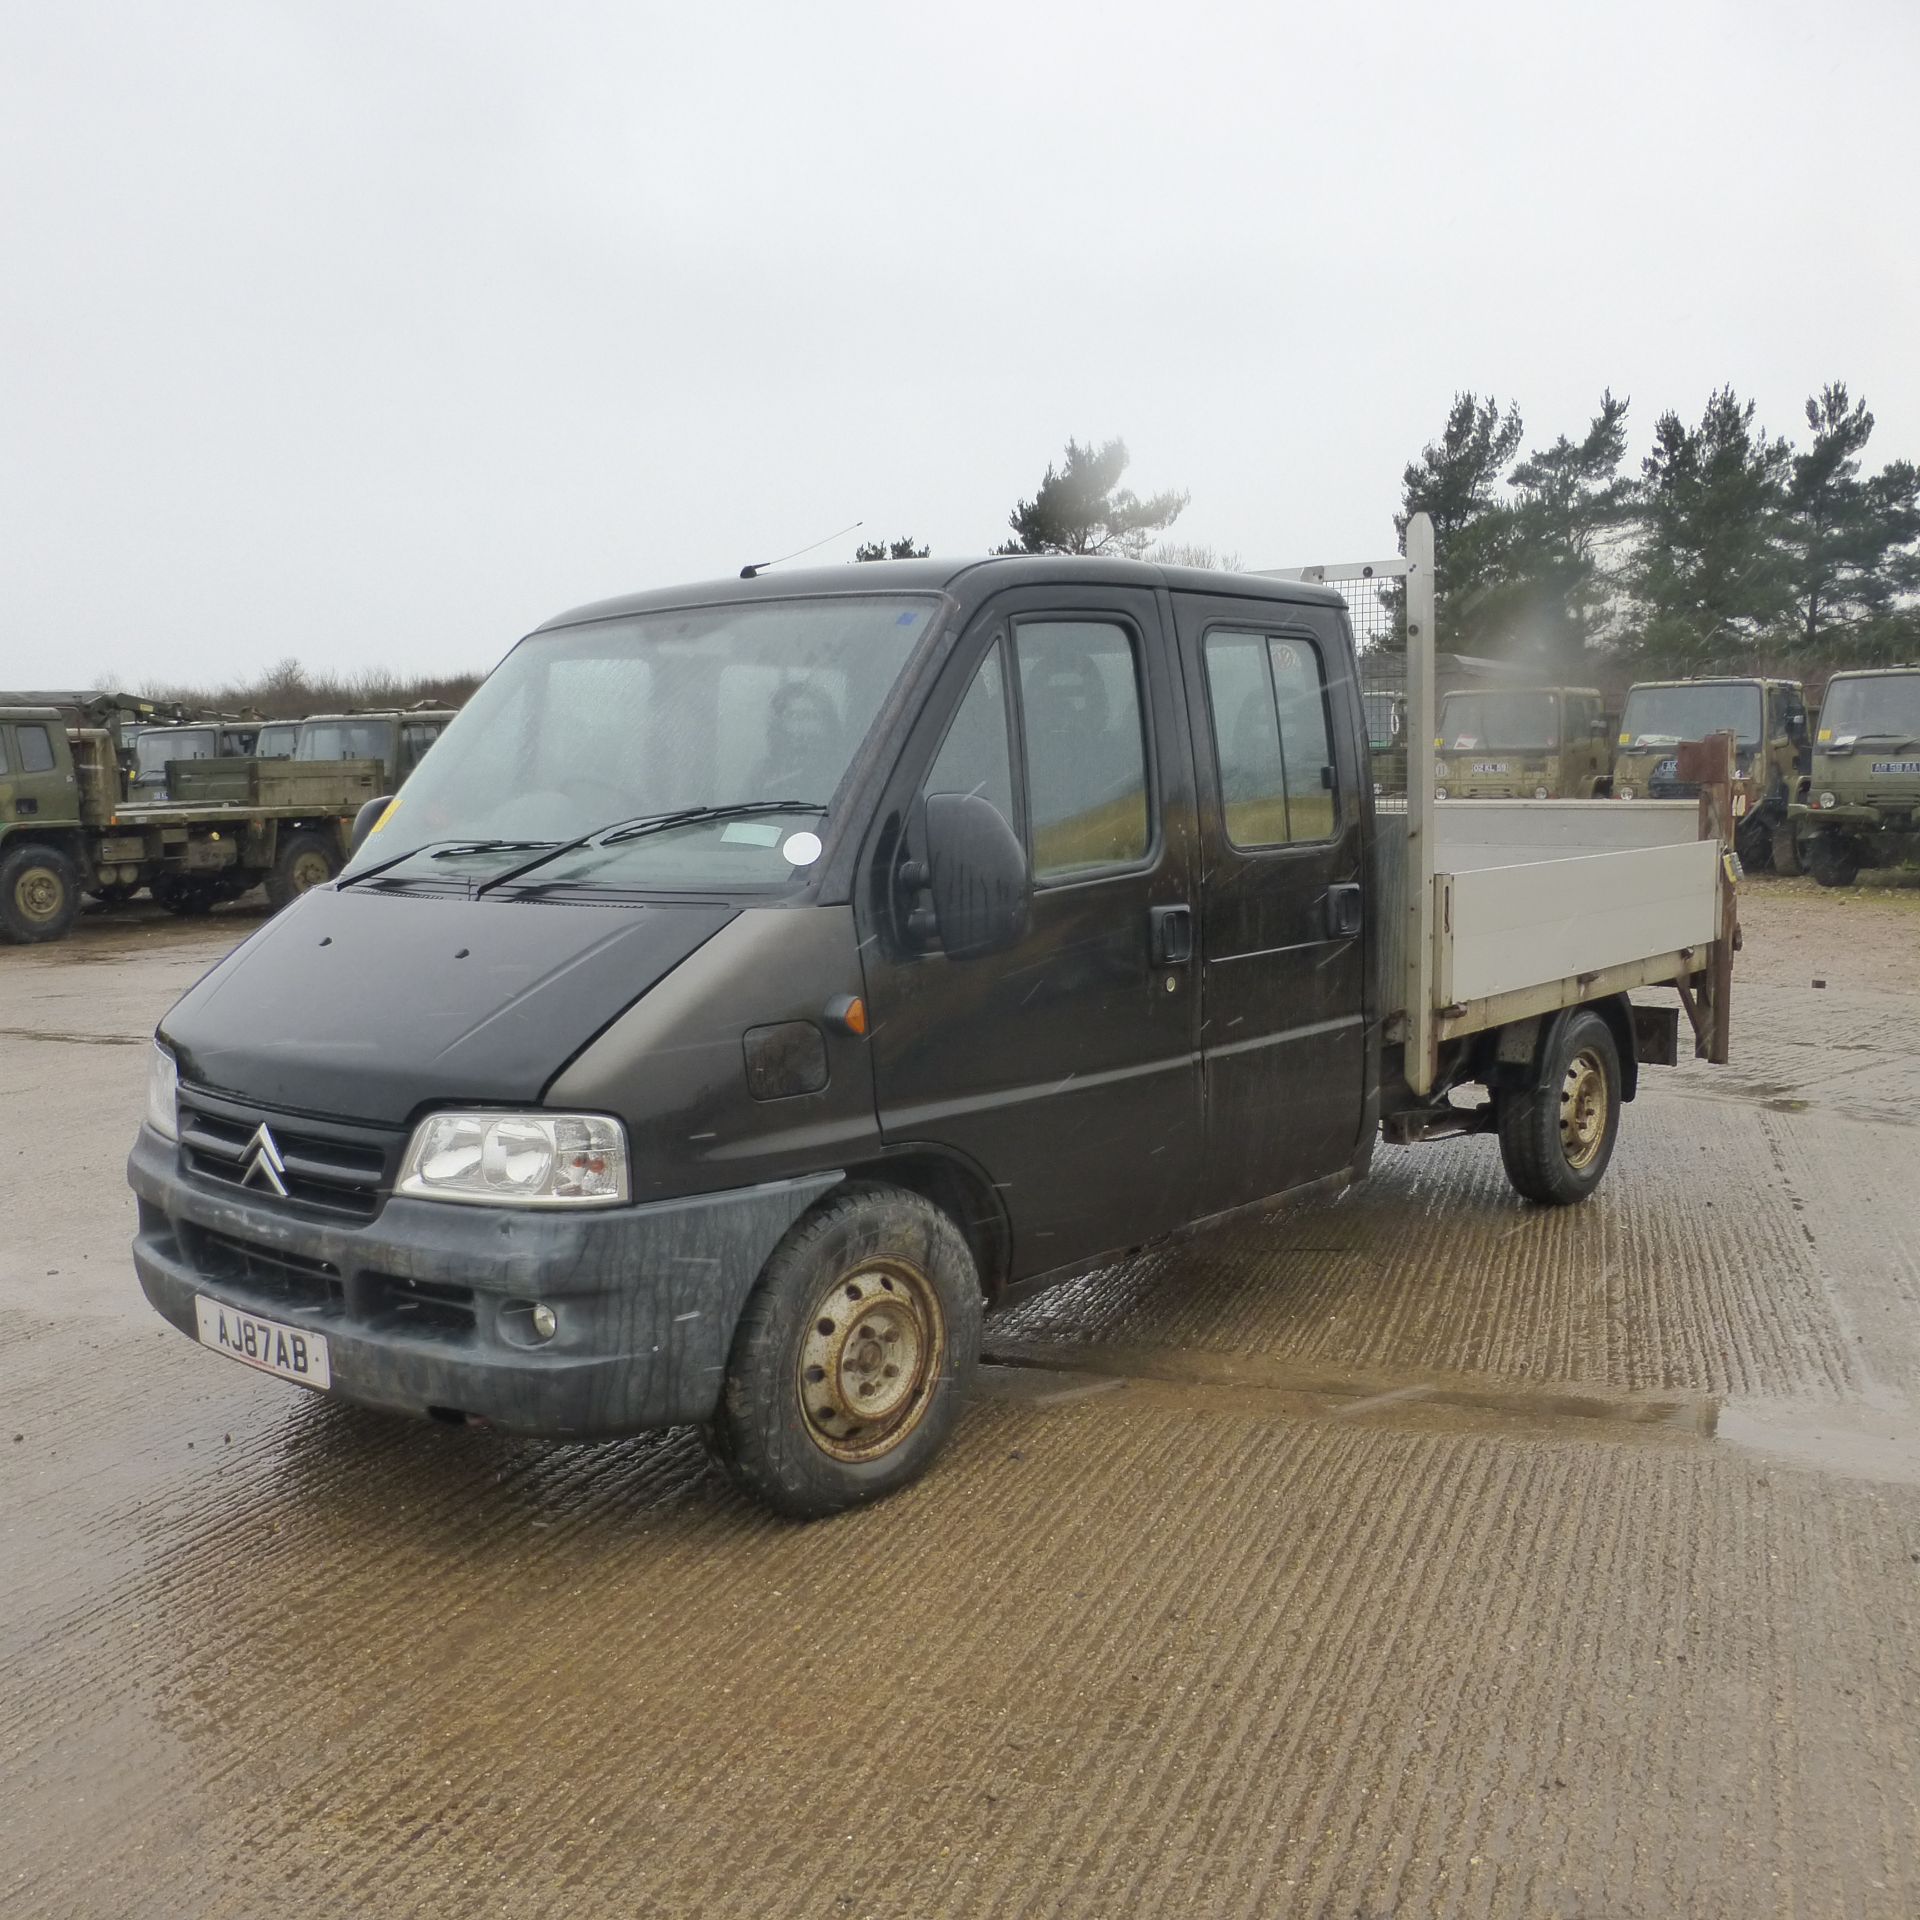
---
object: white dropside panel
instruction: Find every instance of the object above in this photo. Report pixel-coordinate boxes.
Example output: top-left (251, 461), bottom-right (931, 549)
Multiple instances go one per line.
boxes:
top-left (1439, 838), bottom-right (1721, 1006)
top-left (1436, 799), bottom-right (1699, 872)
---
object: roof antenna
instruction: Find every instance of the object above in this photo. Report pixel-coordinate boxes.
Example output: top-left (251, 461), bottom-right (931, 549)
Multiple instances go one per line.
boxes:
top-left (741, 519), bottom-right (864, 580)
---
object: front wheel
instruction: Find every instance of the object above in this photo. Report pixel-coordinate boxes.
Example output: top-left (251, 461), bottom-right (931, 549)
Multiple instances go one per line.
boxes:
top-left (1807, 832), bottom-right (1859, 889)
top-left (709, 1183), bottom-right (983, 1519)
top-left (0, 842), bottom-right (80, 944)
top-left (1735, 810), bottom-right (1773, 873)
top-left (1497, 1009), bottom-right (1622, 1206)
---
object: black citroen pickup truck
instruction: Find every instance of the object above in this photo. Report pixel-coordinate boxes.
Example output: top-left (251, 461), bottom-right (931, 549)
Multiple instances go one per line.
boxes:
top-left (129, 550), bottom-right (1731, 1516)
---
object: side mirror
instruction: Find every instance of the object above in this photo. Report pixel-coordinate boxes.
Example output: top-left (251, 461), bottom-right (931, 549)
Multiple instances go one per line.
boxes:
top-left (922, 791), bottom-right (1030, 961)
top-left (349, 794), bottom-right (392, 856)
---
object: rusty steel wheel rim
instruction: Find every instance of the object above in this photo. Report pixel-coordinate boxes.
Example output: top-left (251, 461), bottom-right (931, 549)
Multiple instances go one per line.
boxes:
top-left (15, 865), bottom-right (63, 925)
top-left (289, 849), bottom-right (333, 894)
top-left (1559, 1047), bottom-right (1609, 1170)
top-left (797, 1255), bottom-right (945, 1463)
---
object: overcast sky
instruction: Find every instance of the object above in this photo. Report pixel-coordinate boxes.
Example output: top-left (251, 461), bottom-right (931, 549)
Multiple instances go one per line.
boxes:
top-left (3, 0), bottom-right (1915, 688)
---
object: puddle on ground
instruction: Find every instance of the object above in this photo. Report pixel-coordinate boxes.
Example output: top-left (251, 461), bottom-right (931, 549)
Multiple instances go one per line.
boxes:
top-left (982, 1344), bottom-right (1920, 1487)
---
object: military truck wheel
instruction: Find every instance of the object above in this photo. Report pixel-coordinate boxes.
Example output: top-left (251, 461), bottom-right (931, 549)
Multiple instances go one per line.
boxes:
top-left (1771, 823), bottom-right (1802, 876)
top-left (1735, 812), bottom-right (1773, 874)
top-left (0, 843), bottom-right (80, 944)
top-left (1496, 1009), bottom-right (1622, 1206)
top-left (709, 1183), bottom-right (983, 1520)
top-left (1807, 833), bottom-right (1859, 889)
top-left (266, 832), bottom-right (340, 911)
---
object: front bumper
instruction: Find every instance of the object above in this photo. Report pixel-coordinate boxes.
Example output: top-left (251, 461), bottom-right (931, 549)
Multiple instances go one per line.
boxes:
top-left (1788, 800), bottom-right (1910, 831)
top-left (128, 1126), bottom-right (840, 1437)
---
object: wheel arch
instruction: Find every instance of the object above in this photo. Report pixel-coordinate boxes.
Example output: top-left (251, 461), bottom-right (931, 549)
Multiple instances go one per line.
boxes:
top-left (832, 1145), bottom-right (1012, 1300)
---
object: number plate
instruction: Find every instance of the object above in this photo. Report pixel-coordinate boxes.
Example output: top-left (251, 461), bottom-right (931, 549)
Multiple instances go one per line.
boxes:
top-left (1471, 761), bottom-right (1509, 774)
top-left (194, 1297), bottom-right (331, 1389)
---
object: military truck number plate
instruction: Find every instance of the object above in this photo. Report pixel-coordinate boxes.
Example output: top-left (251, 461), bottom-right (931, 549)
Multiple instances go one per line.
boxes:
top-left (1870, 760), bottom-right (1920, 775)
top-left (194, 1297), bottom-right (331, 1389)
top-left (1471, 761), bottom-right (1509, 774)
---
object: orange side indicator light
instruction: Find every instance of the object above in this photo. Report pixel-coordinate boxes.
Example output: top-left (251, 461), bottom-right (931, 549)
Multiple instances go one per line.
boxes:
top-left (825, 994), bottom-right (868, 1037)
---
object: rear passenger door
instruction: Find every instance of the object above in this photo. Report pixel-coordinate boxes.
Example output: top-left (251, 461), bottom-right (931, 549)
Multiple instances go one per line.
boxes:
top-left (1172, 594), bottom-right (1368, 1213)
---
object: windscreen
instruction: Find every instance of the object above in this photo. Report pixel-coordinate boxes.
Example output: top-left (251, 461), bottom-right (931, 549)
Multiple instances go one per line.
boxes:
top-left (347, 593), bottom-right (937, 892)
top-left (1438, 690), bottom-right (1558, 751)
top-left (298, 721), bottom-right (389, 762)
top-left (255, 724), bottom-right (298, 757)
top-left (1818, 675), bottom-right (1920, 744)
top-left (134, 728), bottom-right (214, 775)
top-left (1620, 683), bottom-right (1763, 748)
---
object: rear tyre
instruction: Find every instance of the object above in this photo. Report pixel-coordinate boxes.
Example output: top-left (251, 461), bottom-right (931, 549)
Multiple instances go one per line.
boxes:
top-left (266, 831), bottom-right (340, 911)
top-left (0, 842), bottom-right (80, 944)
top-left (1807, 832), bottom-right (1859, 889)
top-left (1770, 823), bottom-right (1801, 877)
top-left (709, 1183), bottom-right (983, 1519)
top-left (1497, 1009), bottom-right (1622, 1206)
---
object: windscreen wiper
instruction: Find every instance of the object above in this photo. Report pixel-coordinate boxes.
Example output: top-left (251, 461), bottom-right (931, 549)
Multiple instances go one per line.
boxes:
top-left (472, 801), bottom-right (825, 899)
top-left (336, 837), bottom-right (557, 892)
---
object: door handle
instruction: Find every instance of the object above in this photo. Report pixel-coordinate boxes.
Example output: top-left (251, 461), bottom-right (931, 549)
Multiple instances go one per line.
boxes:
top-left (1150, 903), bottom-right (1193, 965)
top-left (1325, 881), bottom-right (1362, 939)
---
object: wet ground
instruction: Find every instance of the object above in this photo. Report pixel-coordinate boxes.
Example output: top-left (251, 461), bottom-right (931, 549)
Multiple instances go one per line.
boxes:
top-left (4, 878), bottom-right (1919, 1918)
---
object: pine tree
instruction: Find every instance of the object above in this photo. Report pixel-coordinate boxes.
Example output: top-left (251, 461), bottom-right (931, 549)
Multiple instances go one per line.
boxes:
top-left (998, 438), bottom-right (1188, 557)
top-left (1626, 388), bottom-right (1792, 673)
top-left (1499, 391), bottom-right (1632, 662)
top-left (1780, 384), bottom-right (1920, 654)
top-left (855, 537), bottom-right (931, 562)
top-left (1394, 393), bottom-right (1524, 650)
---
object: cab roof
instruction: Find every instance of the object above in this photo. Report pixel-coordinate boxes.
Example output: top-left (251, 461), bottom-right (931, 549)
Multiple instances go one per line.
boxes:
top-left (1625, 675), bottom-right (1801, 691)
top-left (533, 554), bottom-right (1346, 633)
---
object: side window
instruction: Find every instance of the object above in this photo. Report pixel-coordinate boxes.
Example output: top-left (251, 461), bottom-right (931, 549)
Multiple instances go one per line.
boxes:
top-left (1015, 620), bottom-right (1149, 880)
top-left (924, 641), bottom-right (1014, 829)
top-left (0, 732), bottom-right (10, 775)
top-left (1202, 630), bottom-right (1337, 846)
top-left (18, 726), bottom-right (55, 774)
top-left (402, 722), bottom-right (439, 771)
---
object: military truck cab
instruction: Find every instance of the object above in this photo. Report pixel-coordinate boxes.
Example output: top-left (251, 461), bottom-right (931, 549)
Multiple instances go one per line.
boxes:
top-left (1433, 687), bottom-right (1610, 800)
top-left (130, 723), bottom-right (262, 801)
top-left (1614, 676), bottom-right (1809, 870)
top-left (1789, 666), bottom-right (1920, 886)
top-left (294, 709), bottom-right (453, 792)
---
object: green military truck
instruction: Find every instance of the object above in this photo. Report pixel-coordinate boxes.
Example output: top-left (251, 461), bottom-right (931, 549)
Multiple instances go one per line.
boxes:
top-left (0, 703), bottom-right (385, 944)
top-left (1788, 665), bottom-right (1920, 886)
top-left (291, 708), bottom-right (455, 787)
top-left (1432, 686), bottom-right (1611, 799)
top-left (1613, 676), bottom-right (1810, 872)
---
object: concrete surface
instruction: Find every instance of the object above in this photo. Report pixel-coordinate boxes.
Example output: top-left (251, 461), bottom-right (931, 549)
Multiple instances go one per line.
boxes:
top-left (3, 879), bottom-right (1919, 1918)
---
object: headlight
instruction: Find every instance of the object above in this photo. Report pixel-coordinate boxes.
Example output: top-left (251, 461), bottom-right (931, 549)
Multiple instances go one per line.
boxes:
top-left (1617, 785), bottom-right (1635, 801)
top-left (146, 1043), bottom-right (179, 1141)
top-left (1434, 786), bottom-right (1448, 801)
top-left (1533, 785), bottom-right (1550, 801)
top-left (397, 1111), bottom-right (628, 1207)
top-left (1819, 791), bottom-right (1836, 810)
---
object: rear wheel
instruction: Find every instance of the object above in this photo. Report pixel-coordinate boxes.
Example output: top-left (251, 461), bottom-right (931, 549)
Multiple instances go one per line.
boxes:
top-left (1807, 832), bottom-right (1859, 889)
top-left (0, 843), bottom-right (80, 944)
top-left (709, 1183), bottom-right (983, 1519)
top-left (1497, 1009), bottom-right (1622, 1206)
top-left (1771, 823), bottom-right (1801, 877)
top-left (266, 831), bottom-right (340, 911)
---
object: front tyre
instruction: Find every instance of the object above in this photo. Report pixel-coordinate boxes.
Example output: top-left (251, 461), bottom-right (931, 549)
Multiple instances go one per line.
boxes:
top-left (1497, 1009), bottom-right (1622, 1206)
top-left (710, 1183), bottom-right (983, 1519)
top-left (0, 842), bottom-right (80, 943)
top-left (1807, 832), bottom-right (1859, 889)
